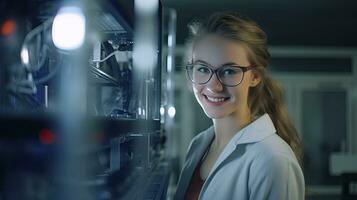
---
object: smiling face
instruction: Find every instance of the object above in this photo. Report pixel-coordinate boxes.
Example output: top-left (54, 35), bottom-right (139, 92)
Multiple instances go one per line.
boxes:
top-left (191, 34), bottom-right (258, 119)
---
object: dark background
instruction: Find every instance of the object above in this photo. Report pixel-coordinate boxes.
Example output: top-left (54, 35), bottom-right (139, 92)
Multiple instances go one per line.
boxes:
top-left (164, 0), bottom-right (357, 47)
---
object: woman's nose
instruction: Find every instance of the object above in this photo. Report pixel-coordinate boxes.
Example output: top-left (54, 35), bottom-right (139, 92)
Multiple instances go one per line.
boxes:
top-left (206, 73), bottom-right (223, 92)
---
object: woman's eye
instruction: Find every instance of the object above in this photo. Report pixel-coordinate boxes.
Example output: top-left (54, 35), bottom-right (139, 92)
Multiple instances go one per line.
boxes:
top-left (221, 68), bottom-right (237, 75)
top-left (196, 66), bottom-right (210, 73)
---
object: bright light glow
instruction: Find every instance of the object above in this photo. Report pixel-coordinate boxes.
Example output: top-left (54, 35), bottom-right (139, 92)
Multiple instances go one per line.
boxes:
top-left (133, 42), bottom-right (157, 70)
top-left (135, 0), bottom-right (158, 13)
top-left (167, 55), bottom-right (172, 72)
top-left (160, 107), bottom-right (165, 115)
top-left (168, 34), bottom-right (173, 47)
top-left (167, 79), bottom-right (172, 90)
top-left (52, 6), bottom-right (85, 50)
top-left (20, 47), bottom-right (29, 65)
top-left (138, 107), bottom-right (142, 115)
top-left (168, 106), bottom-right (176, 118)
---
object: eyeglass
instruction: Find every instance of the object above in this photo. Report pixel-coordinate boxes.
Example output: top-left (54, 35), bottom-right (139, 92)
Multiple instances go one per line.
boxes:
top-left (185, 61), bottom-right (254, 87)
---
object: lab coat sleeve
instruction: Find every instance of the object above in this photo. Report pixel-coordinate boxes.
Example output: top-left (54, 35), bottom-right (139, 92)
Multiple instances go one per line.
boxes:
top-left (248, 152), bottom-right (305, 200)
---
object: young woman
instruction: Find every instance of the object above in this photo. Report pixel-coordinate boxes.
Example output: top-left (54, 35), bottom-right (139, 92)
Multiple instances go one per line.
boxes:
top-left (174, 12), bottom-right (305, 200)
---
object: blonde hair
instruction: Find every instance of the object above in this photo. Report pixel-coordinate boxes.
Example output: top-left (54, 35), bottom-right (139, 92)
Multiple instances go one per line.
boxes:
top-left (186, 12), bottom-right (303, 165)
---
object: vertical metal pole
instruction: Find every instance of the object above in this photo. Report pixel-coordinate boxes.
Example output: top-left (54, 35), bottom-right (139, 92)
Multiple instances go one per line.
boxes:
top-left (44, 85), bottom-right (48, 108)
top-left (164, 8), bottom-right (176, 160)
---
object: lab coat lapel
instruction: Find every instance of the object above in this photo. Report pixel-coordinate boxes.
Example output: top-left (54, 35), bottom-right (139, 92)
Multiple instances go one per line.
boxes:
top-left (176, 127), bottom-right (215, 199)
top-left (199, 129), bottom-right (245, 198)
top-left (207, 132), bottom-right (243, 177)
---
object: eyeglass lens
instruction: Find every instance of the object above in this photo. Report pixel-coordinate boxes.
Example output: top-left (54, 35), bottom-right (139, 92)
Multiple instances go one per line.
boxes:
top-left (187, 64), bottom-right (244, 86)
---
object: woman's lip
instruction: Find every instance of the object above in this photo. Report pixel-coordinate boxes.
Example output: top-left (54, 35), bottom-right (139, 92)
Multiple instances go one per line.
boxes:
top-left (204, 95), bottom-right (229, 98)
top-left (203, 94), bottom-right (230, 105)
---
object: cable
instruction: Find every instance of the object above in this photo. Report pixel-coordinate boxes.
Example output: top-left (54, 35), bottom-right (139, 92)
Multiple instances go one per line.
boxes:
top-left (94, 51), bottom-right (117, 63)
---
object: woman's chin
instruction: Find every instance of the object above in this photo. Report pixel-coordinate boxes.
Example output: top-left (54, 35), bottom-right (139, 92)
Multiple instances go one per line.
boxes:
top-left (204, 110), bottom-right (228, 119)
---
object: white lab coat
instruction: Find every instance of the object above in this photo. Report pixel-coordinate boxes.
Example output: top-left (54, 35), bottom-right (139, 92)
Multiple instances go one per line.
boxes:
top-left (174, 114), bottom-right (305, 200)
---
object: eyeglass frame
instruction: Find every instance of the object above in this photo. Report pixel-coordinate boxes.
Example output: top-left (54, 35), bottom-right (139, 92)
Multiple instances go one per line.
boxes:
top-left (185, 61), bottom-right (255, 87)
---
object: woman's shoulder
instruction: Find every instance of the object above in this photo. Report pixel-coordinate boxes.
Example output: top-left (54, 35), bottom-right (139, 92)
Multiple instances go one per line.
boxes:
top-left (185, 126), bottom-right (214, 156)
top-left (189, 126), bottom-right (214, 146)
top-left (247, 134), bottom-right (304, 185)
top-left (248, 133), bottom-right (299, 165)
top-left (247, 135), bottom-right (305, 200)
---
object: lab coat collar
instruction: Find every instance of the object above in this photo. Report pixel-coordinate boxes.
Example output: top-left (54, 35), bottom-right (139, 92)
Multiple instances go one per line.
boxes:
top-left (206, 113), bottom-right (276, 147)
top-left (233, 113), bottom-right (276, 146)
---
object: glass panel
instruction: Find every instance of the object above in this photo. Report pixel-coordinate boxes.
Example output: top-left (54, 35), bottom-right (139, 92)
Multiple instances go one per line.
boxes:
top-left (302, 89), bottom-right (347, 185)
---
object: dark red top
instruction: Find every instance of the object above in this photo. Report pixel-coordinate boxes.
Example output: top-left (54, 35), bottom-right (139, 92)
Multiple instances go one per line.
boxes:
top-left (184, 160), bottom-right (205, 200)
top-left (185, 138), bottom-right (213, 200)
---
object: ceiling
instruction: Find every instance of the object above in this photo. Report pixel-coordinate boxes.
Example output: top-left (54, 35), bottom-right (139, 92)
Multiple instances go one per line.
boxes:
top-left (163, 0), bottom-right (357, 47)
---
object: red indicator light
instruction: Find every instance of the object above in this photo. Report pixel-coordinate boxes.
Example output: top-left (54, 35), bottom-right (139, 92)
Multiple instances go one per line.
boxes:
top-left (1, 20), bottom-right (15, 36)
top-left (39, 128), bottom-right (55, 145)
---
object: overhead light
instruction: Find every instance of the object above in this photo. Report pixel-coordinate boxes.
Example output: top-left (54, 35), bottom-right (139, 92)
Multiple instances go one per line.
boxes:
top-left (52, 6), bottom-right (86, 50)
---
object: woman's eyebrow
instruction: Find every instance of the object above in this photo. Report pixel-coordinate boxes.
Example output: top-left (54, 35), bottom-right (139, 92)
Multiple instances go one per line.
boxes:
top-left (221, 62), bottom-right (239, 66)
top-left (193, 59), bottom-right (210, 65)
top-left (193, 60), bottom-right (240, 67)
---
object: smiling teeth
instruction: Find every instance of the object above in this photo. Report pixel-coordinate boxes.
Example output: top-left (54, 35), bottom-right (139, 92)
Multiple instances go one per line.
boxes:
top-left (207, 97), bottom-right (226, 102)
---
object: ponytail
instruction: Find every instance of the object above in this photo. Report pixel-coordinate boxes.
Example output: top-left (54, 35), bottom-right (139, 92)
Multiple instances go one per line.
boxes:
top-left (249, 67), bottom-right (303, 166)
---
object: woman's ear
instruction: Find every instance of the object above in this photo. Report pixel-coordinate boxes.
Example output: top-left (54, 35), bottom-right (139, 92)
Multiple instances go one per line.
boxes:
top-left (249, 70), bottom-right (261, 87)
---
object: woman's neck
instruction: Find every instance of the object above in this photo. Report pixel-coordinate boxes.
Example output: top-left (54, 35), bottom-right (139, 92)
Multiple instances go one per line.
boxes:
top-left (211, 108), bottom-right (251, 151)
